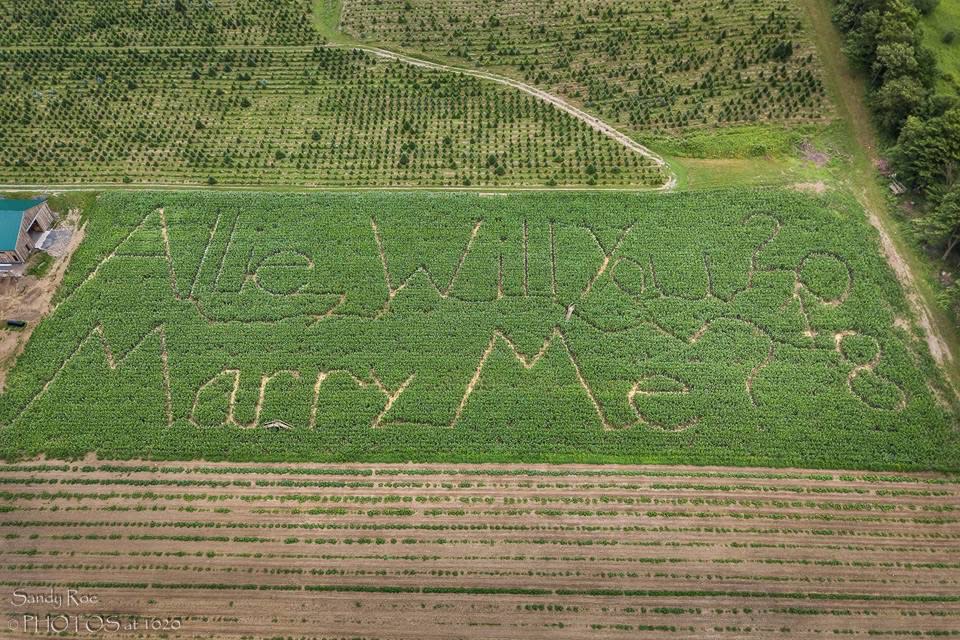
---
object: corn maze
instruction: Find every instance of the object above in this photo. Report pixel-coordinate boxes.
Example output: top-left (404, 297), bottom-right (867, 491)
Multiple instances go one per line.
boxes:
top-left (2, 461), bottom-right (959, 638)
top-left (0, 189), bottom-right (954, 468)
top-left (339, 0), bottom-right (831, 134)
top-left (0, 47), bottom-right (663, 188)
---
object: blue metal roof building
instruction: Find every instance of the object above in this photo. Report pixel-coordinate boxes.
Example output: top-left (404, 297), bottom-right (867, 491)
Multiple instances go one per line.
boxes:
top-left (0, 198), bottom-right (47, 251)
top-left (0, 197), bottom-right (54, 264)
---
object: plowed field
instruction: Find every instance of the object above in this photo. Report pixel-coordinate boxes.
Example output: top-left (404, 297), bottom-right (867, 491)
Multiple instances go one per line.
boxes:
top-left (2, 461), bottom-right (958, 638)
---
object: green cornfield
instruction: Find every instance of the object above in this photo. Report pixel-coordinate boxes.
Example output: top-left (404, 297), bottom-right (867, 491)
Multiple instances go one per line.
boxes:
top-left (0, 189), bottom-right (955, 468)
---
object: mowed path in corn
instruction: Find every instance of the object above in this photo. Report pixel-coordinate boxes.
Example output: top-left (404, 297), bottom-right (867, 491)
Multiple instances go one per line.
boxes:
top-left (1, 461), bottom-right (958, 639)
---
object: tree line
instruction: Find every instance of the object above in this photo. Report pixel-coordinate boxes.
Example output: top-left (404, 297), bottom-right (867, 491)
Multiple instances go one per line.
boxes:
top-left (833, 0), bottom-right (959, 315)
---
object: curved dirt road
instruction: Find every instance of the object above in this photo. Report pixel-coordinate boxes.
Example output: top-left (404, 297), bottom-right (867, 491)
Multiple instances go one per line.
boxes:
top-left (334, 44), bottom-right (677, 190)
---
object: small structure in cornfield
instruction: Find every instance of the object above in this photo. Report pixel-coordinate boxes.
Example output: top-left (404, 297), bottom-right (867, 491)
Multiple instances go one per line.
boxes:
top-left (0, 198), bottom-right (56, 265)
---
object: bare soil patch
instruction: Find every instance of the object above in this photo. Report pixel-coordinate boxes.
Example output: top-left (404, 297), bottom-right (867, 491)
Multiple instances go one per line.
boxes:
top-left (792, 180), bottom-right (828, 194)
top-left (800, 140), bottom-right (830, 167)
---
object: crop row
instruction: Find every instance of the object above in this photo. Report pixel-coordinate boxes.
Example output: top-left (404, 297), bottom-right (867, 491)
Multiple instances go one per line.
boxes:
top-left (2, 462), bottom-right (956, 485)
top-left (2, 487), bottom-right (956, 515)
top-left (6, 476), bottom-right (957, 499)
top-left (8, 551), bottom-right (960, 573)
top-left (4, 560), bottom-right (957, 590)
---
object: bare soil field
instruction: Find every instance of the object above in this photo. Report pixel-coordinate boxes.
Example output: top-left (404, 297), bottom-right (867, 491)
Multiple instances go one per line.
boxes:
top-left (1, 461), bottom-right (958, 638)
